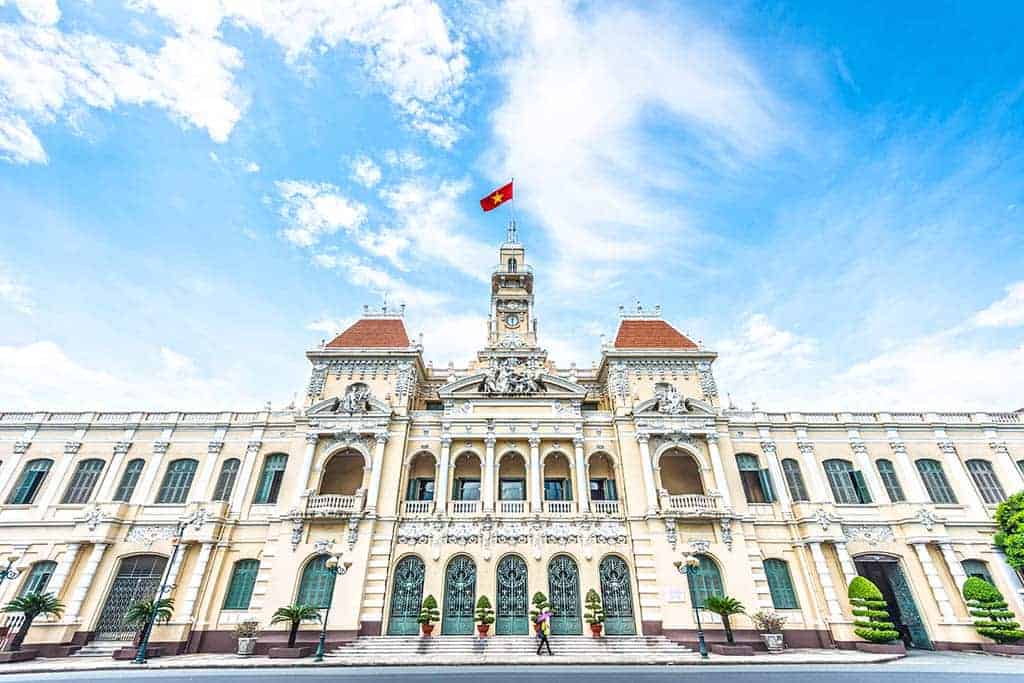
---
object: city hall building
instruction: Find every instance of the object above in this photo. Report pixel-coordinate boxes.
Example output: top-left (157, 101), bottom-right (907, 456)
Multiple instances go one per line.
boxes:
top-left (1, 228), bottom-right (1023, 655)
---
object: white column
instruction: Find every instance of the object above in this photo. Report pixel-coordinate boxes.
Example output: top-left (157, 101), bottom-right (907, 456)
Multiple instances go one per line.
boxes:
top-left (938, 541), bottom-right (969, 602)
top-left (705, 432), bottom-right (732, 508)
top-left (229, 442), bottom-right (261, 515)
top-left (179, 541), bottom-right (214, 620)
top-left (294, 434), bottom-right (319, 501)
top-left (483, 436), bottom-right (496, 512)
top-left (437, 436), bottom-right (452, 513)
top-left (96, 442), bottom-right (131, 502)
top-left (937, 439), bottom-right (983, 510)
top-left (990, 441), bottom-right (1024, 489)
top-left (573, 436), bottom-right (589, 512)
top-left (808, 542), bottom-right (842, 620)
top-left (529, 436), bottom-right (542, 513)
top-left (164, 541), bottom-right (190, 600)
top-left (189, 443), bottom-right (221, 504)
top-left (833, 541), bottom-right (859, 589)
top-left (136, 441), bottom-right (170, 505)
top-left (761, 440), bottom-right (791, 514)
top-left (366, 432), bottom-right (388, 512)
top-left (850, 440), bottom-right (885, 503)
top-left (636, 434), bottom-right (658, 516)
top-left (994, 548), bottom-right (1024, 612)
top-left (889, 440), bottom-right (928, 502)
top-left (65, 543), bottom-right (108, 622)
top-left (48, 542), bottom-right (81, 601)
top-left (797, 441), bottom-right (828, 502)
top-left (912, 541), bottom-right (956, 622)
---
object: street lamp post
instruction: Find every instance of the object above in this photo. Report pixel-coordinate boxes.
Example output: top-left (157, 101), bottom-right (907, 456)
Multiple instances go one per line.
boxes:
top-left (313, 551), bottom-right (351, 663)
top-left (675, 553), bottom-right (709, 659)
top-left (0, 555), bottom-right (21, 590)
top-left (134, 520), bottom-right (187, 665)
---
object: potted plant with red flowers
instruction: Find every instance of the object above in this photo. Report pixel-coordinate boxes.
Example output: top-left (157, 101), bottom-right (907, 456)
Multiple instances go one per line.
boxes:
top-left (475, 596), bottom-right (495, 638)
top-left (584, 589), bottom-right (605, 637)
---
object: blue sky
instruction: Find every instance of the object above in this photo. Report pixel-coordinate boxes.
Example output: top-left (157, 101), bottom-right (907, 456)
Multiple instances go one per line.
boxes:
top-left (1, 0), bottom-right (1022, 411)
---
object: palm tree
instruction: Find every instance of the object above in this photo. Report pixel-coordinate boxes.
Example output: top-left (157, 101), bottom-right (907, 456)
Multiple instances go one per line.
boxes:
top-left (123, 598), bottom-right (174, 646)
top-left (271, 604), bottom-right (321, 648)
top-left (2, 592), bottom-right (64, 652)
top-left (704, 595), bottom-right (745, 644)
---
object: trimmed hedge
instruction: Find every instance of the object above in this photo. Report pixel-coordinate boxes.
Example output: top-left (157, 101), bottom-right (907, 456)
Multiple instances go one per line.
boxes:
top-left (963, 577), bottom-right (1024, 644)
top-left (848, 576), bottom-right (900, 644)
top-left (995, 492), bottom-right (1024, 572)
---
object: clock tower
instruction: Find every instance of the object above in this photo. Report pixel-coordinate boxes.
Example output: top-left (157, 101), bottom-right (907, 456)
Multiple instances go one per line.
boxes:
top-left (486, 220), bottom-right (538, 349)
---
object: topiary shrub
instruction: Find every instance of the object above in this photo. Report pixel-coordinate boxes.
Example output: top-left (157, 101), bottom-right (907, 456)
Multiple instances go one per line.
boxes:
top-left (963, 577), bottom-right (1024, 644)
top-left (994, 492), bottom-right (1024, 573)
top-left (529, 592), bottom-right (551, 621)
top-left (418, 595), bottom-right (440, 625)
top-left (584, 589), bottom-right (604, 626)
top-left (475, 596), bottom-right (495, 626)
top-left (848, 576), bottom-right (899, 644)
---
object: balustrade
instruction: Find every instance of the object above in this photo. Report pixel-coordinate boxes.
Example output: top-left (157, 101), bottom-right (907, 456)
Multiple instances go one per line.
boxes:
top-left (448, 500), bottom-right (481, 515)
top-left (591, 500), bottom-right (621, 515)
top-left (306, 492), bottom-right (363, 516)
top-left (544, 500), bottom-right (574, 514)
top-left (662, 493), bottom-right (721, 515)
top-left (498, 500), bottom-right (526, 514)
top-left (402, 500), bottom-right (434, 515)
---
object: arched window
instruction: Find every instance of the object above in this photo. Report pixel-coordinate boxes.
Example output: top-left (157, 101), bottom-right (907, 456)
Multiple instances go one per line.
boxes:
top-left (297, 555), bottom-right (335, 608)
top-left (736, 454), bottom-right (774, 504)
top-left (156, 459), bottom-right (198, 504)
top-left (7, 459), bottom-right (53, 505)
top-left (763, 559), bottom-right (799, 609)
top-left (823, 459), bottom-right (871, 504)
top-left (686, 554), bottom-right (723, 608)
top-left (61, 459), bottom-right (105, 504)
top-left (223, 559), bottom-right (260, 609)
top-left (508, 258), bottom-right (517, 273)
top-left (781, 459), bottom-right (809, 502)
top-left (113, 459), bottom-right (145, 502)
top-left (966, 460), bottom-right (1006, 505)
top-left (876, 459), bottom-right (906, 502)
top-left (254, 454), bottom-right (288, 504)
top-left (212, 458), bottom-right (240, 502)
top-left (961, 559), bottom-right (994, 584)
top-left (916, 459), bottom-right (957, 504)
top-left (18, 560), bottom-right (56, 597)
top-left (1018, 459), bottom-right (1024, 478)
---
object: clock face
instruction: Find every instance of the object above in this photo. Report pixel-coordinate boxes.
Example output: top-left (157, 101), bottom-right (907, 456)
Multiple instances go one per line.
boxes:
top-left (505, 314), bottom-right (520, 328)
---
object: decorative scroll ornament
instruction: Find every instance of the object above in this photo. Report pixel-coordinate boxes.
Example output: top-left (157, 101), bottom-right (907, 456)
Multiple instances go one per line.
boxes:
top-left (688, 538), bottom-right (711, 555)
top-left (796, 441), bottom-right (816, 456)
top-left (314, 538), bottom-right (333, 554)
top-left (889, 440), bottom-right (908, 455)
top-left (80, 506), bottom-right (105, 531)
top-left (14, 441), bottom-right (30, 454)
top-left (664, 517), bottom-right (678, 551)
top-left (841, 524), bottom-right (894, 545)
top-left (207, 441), bottom-right (224, 455)
top-left (989, 441), bottom-right (1010, 457)
top-left (397, 521), bottom-right (434, 546)
top-left (125, 524), bottom-right (179, 547)
top-left (813, 507), bottom-right (842, 531)
top-left (543, 523), bottom-right (581, 545)
top-left (347, 517), bottom-right (360, 550)
top-left (446, 522), bottom-right (481, 545)
top-left (481, 358), bottom-right (544, 395)
top-left (340, 383), bottom-right (372, 414)
top-left (719, 518), bottom-right (734, 550)
top-left (114, 441), bottom-right (133, 455)
top-left (496, 332), bottom-right (527, 349)
top-left (494, 522), bottom-right (532, 545)
top-left (153, 441), bottom-right (171, 454)
top-left (696, 360), bottom-right (718, 398)
top-left (610, 362), bottom-right (629, 402)
top-left (64, 441), bottom-right (82, 454)
top-left (915, 507), bottom-right (941, 531)
top-left (590, 521), bottom-right (628, 545)
top-left (654, 383), bottom-right (689, 415)
top-left (307, 361), bottom-right (329, 400)
top-left (289, 508), bottom-right (304, 552)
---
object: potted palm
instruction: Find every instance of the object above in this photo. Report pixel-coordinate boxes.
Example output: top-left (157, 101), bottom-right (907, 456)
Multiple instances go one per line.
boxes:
top-left (235, 620), bottom-right (260, 656)
top-left (117, 597), bottom-right (173, 659)
top-left (475, 596), bottom-right (495, 638)
top-left (751, 610), bottom-right (786, 653)
top-left (704, 595), bottom-right (752, 655)
top-left (529, 592), bottom-right (551, 633)
top-left (418, 595), bottom-right (440, 636)
top-left (584, 589), bottom-right (605, 637)
top-left (0, 591), bottom-right (63, 662)
top-left (269, 603), bottom-right (321, 657)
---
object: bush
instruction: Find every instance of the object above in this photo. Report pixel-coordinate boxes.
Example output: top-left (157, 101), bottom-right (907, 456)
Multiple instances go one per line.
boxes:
top-left (418, 595), bottom-right (440, 625)
top-left (584, 589), bottom-right (604, 626)
top-left (529, 592), bottom-right (551, 621)
top-left (235, 620), bottom-right (260, 639)
top-left (751, 610), bottom-right (787, 634)
top-left (848, 577), bottom-right (899, 644)
top-left (963, 577), bottom-right (1024, 644)
top-left (475, 596), bottom-right (495, 626)
top-left (995, 492), bottom-right (1024, 572)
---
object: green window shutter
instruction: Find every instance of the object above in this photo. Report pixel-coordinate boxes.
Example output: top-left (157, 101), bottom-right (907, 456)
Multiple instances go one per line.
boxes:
top-left (687, 555), bottom-right (724, 608)
top-left (156, 459), bottom-right (198, 504)
top-left (223, 559), bottom-right (260, 609)
top-left (212, 459), bottom-right (240, 502)
top-left (758, 468), bottom-right (776, 503)
top-left (782, 459), bottom-right (809, 501)
top-left (851, 470), bottom-right (872, 504)
top-left (876, 460), bottom-right (905, 502)
top-left (114, 459), bottom-right (145, 502)
top-left (916, 459), bottom-right (957, 504)
top-left (966, 460), bottom-right (1006, 505)
top-left (254, 454), bottom-right (288, 504)
top-left (19, 561), bottom-right (57, 597)
top-left (763, 559), bottom-right (799, 609)
top-left (8, 459), bottom-right (53, 505)
top-left (605, 479), bottom-right (618, 501)
top-left (61, 459), bottom-right (105, 505)
top-left (297, 556), bottom-right (336, 608)
top-left (961, 559), bottom-right (993, 584)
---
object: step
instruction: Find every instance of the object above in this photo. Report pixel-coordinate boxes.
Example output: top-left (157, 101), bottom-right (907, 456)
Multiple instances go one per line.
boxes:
top-left (70, 642), bottom-right (124, 657)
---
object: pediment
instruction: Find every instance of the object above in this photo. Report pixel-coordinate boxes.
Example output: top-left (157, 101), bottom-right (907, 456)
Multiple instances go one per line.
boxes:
top-left (438, 372), bottom-right (587, 399)
top-left (634, 395), bottom-right (715, 416)
top-left (306, 395), bottom-right (392, 417)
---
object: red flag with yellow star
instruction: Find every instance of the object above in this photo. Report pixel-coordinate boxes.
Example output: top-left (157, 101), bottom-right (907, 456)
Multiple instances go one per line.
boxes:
top-left (480, 180), bottom-right (513, 211)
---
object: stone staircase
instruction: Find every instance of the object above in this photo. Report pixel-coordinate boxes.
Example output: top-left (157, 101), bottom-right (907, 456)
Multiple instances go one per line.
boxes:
top-left (69, 641), bottom-right (123, 657)
top-left (326, 635), bottom-right (696, 665)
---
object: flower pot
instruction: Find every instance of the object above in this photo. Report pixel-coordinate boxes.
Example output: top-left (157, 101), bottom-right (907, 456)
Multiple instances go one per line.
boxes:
top-left (477, 624), bottom-right (490, 638)
top-left (237, 636), bottom-right (257, 656)
top-left (590, 623), bottom-right (603, 637)
top-left (760, 633), bottom-right (784, 653)
top-left (421, 623), bottom-right (435, 637)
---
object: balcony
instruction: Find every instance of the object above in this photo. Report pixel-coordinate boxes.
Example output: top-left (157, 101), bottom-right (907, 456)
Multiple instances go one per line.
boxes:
top-left (591, 500), bottom-right (621, 515)
top-left (544, 500), bottom-right (574, 514)
top-left (499, 500), bottom-right (527, 514)
top-left (402, 500), bottom-right (434, 515)
top-left (306, 492), bottom-right (364, 517)
top-left (661, 493), bottom-right (722, 516)
top-left (448, 500), bottom-right (481, 515)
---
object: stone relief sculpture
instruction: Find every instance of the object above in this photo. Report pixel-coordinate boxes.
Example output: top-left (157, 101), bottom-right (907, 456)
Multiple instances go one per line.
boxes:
top-left (340, 382), bottom-right (372, 413)
top-left (481, 358), bottom-right (544, 395)
top-left (654, 382), bottom-right (691, 415)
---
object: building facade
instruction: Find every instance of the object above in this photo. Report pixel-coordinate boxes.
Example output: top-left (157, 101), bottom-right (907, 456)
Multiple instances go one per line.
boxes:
top-left (1, 229), bottom-right (1023, 655)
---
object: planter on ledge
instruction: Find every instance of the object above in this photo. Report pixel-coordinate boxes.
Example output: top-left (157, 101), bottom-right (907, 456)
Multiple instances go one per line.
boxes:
top-left (855, 641), bottom-right (906, 654)
top-left (710, 643), bottom-right (755, 656)
top-left (268, 646), bottom-right (313, 659)
top-left (237, 637), bottom-right (257, 656)
top-left (0, 650), bottom-right (39, 663)
top-left (760, 633), bottom-right (784, 653)
top-left (590, 623), bottom-right (603, 637)
top-left (981, 643), bottom-right (1024, 656)
top-left (477, 624), bottom-right (490, 638)
top-left (113, 646), bottom-right (163, 660)
top-left (421, 623), bottom-right (435, 637)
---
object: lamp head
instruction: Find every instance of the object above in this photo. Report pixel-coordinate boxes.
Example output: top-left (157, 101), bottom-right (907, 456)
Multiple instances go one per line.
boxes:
top-left (325, 556), bottom-right (339, 569)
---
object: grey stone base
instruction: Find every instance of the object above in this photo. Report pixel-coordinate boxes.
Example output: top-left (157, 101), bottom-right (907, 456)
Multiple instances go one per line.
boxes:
top-left (268, 646), bottom-right (313, 658)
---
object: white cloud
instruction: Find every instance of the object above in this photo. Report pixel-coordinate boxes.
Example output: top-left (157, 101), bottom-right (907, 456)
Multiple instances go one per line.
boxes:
top-left (0, 263), bottom-right (33, 315)
top-left (383, 149), bottom-right (424, 170)
top-left (973, 281), bottom-right (1024, 328)
top-left (350, 155), bottom-right (381, 188)
top-left (245, 160), bottom-right (260, 173)
top-left (0, 114), bottom-right (46, 164)
top-left (306, 316), bottom-right (353, 338)
top-left (276, 180), bottom-right (368, 247)
top-left (715, 314), bottom-right (818, 404)
top-left (7, 0), bottom-right (60, 25)
top-left (415, 312), bottom-right (486, 366)
top-left (311, 251), bottom-right (445, 308)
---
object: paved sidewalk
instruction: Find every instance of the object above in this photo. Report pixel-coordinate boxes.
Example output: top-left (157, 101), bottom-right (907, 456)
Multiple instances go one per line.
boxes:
top-left (0, 648), bottom-right (903, 675)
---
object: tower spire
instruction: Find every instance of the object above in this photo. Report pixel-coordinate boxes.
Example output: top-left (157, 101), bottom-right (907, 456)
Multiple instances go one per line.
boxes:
top-left (506, 218), bottom-right (518, 244)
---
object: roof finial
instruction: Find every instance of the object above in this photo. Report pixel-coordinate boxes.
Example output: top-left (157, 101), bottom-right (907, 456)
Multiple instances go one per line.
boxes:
top-left (506, 218), bottom-right (518, 244)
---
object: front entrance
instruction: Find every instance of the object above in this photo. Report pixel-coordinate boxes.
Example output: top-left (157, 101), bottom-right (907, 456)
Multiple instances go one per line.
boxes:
top-left (387, 556), bottom-right (425, 635)
top-left (855, 555), bottom-right (932, 649)
top-left (496, 555), bottom-right (528, 635)
top-left (548, 554), bottom-right (582, 635)
top-left (599, 555), bottom-right (636, 635)
top-left (442, 555), bottom-right (476, 635)
top-left (94, 555), bottom-right (167, 641)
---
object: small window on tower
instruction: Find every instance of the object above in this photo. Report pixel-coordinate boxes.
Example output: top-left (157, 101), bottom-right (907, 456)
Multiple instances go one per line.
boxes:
top-left (425, 401), bottom-right (444, 411)
top-left (508, 258), bottom-right (517, 273)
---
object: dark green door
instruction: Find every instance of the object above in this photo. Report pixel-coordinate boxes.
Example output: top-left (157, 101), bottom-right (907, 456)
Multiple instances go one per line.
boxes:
top-left (387, 556), bottom-right (425, 635)
top-left (496, 555), bottom-right (528, 635)
top-left (599, 555), bottom-right (636, 635)
top-left (442, 555), bottom-right (476, 635)
top-left (548, 554), bottom-right (582, 634)
top-left (855, 556), bottom-right (933, 649)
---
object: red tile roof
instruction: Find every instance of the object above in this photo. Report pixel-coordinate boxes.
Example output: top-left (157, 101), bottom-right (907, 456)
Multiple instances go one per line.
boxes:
top-left (613, 319), bottom-right (697, 350)
top-left (326, 318), bottom-right (411, 348)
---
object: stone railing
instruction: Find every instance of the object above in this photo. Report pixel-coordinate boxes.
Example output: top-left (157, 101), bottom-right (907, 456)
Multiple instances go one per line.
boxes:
top-left (661, 493), bottom-right (721, 516)
top-left (544, 500), bottom-right (573, 514)
top-left (402, 500), bottom-right (434, 515)
top-left (499, 500), bottom-right (527, 514)
top-left (591, 500), bottom-right (621, 515)
top-left (306, 491), bottom-right (364, 516)
top-left (449, 500), bottom-right (481, 515)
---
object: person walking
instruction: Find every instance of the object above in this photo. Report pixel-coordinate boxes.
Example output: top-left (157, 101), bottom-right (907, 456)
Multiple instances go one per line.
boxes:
top-left (536, 608), bottom-right (553, 656)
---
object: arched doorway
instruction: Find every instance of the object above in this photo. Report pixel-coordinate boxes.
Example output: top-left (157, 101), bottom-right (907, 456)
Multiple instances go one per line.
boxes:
top-left (599, 555), bottom-right (636, 635)
top-left (854, 554), bottom-right (932, 649)
top-left (319, 449), bottom-right (365, 495)
top-left (495, 555), bottom-right (528, 634)
top-left (442, 555), bottom-right (476, 635)
top-left (93, 555), bottom-right (167, 641)
top-left (387, 556), bottom-right (425, 635)
top-left (548, 554), bottom-right (582, 635)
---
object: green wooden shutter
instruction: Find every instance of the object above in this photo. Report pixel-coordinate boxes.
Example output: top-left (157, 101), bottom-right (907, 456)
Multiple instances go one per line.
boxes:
top-left (851, 470), bottom-right (872, 504)
top-left (763, 559), bottom-right (799, 609)
top-left (297, 556), bottom-right (335, 608)
top-left (223, 559), bottom-right (259, 609)
top-left (758, 468), bottom-right (776, 503)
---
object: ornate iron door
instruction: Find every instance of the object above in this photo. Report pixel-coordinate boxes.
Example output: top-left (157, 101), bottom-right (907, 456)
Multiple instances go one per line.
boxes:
top-left (599, 555), bottom-right (636, 635)
top-left (387, 556), bottom-right (425, 636)
top-left (442, 555), bottom-right (476, 635)
top-left (94, 555), bottom-right (167, 641)
top-left (496, 555), bottom-right (528, 635)
top-left (886, 561), bottom-right (933, 649)
top-left (548, 554), bottom-right (582, 635)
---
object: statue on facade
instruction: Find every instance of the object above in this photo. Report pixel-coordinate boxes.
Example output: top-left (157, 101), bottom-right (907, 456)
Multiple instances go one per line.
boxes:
top-left (654, 383), bottom-right (691, 415)
top-left (339, 382), bottom-right (372, 413)
top-left (481, 358), bottom-right (544, 395)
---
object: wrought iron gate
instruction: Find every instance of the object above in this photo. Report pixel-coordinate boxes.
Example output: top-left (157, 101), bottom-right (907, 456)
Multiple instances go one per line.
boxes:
top-left (442, 555), bottom-right (476, 635)
top-left (599, 555), bottom-right (636, 635)
top-left (883, 559), bottom-right (933, 649)
top-left (94, 555), bottom-right (167, 641)
top-left (496, 555), bottom-right (528, 635)
top-left (548, 554), bottom-right (581, 635)
top-left (387, 556), bottom-right (425, 635)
